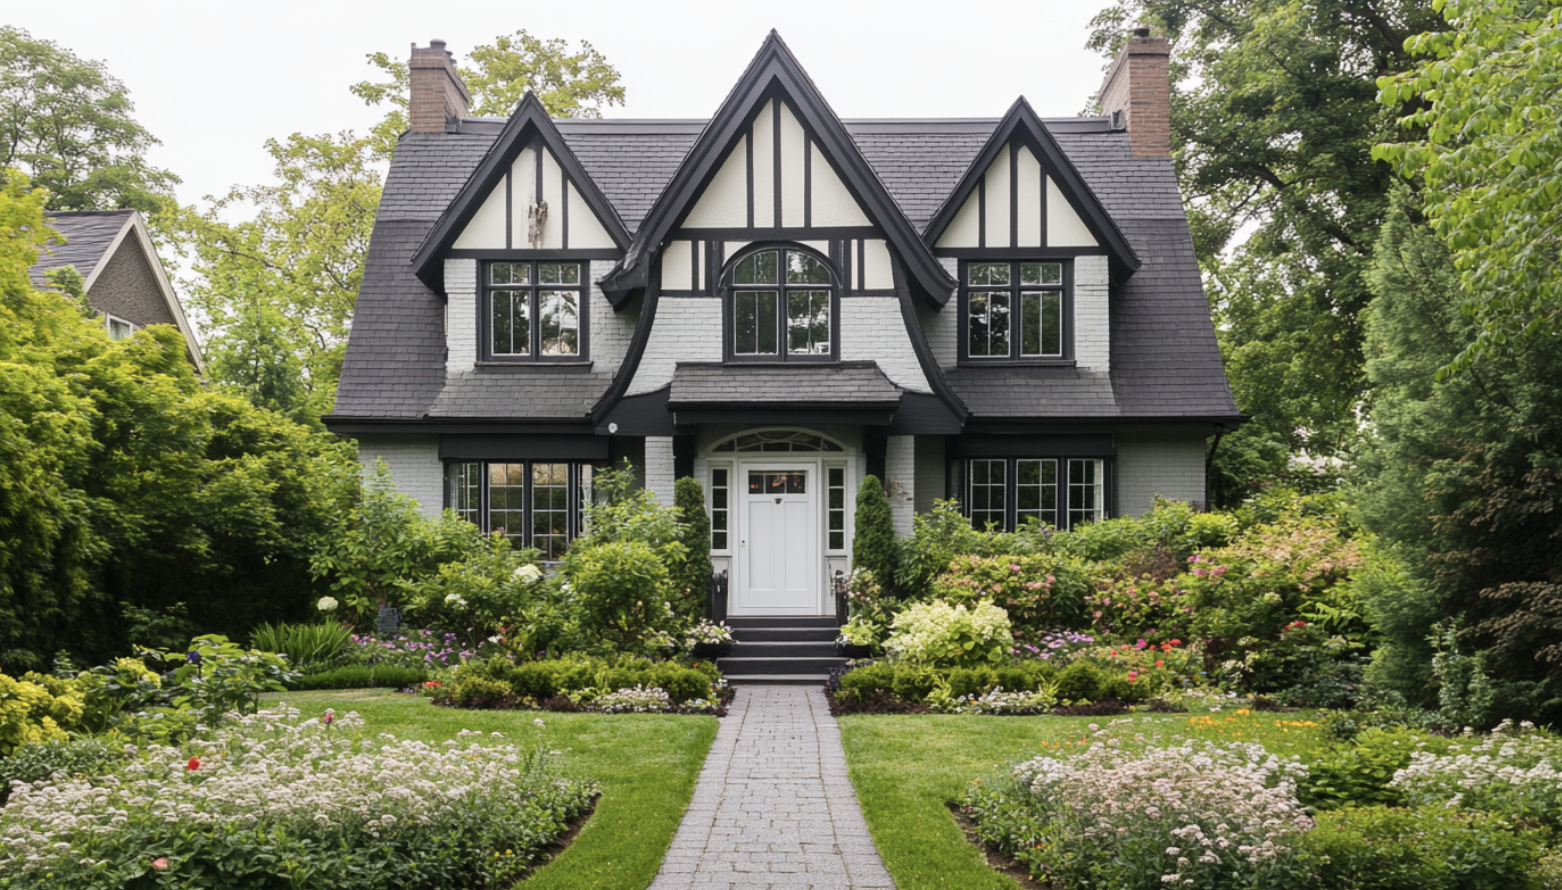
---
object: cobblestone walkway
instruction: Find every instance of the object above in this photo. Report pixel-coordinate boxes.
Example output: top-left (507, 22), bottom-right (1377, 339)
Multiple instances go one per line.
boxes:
top-left (646, 686), bottom-right (896, 890)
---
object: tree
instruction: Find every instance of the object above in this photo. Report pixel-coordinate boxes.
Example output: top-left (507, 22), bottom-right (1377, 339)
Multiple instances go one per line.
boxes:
top-left (673, 477), bottom-right (713, 620)
top-left (1374, 0), bottom-right (1562, 377)
top-left (1087, 0), bottom-right (1446, 503)
top-left (0, 27), bottom-right (177, 211)
top-left (170, 32), bottom-right (626, 419)
top-left (1355, 188), bottom-right (1562, 723)
top-left (853, 476), bottom-right (899, 595)
top-left (351, 30), bottom-right (626, 157)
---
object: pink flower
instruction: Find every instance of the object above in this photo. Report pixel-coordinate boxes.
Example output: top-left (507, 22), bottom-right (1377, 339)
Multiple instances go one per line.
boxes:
top-left (152, 857), bottom-right (169, 871)
top-left (1128, 670), bottom-right (1139, 682)
top-left (1134, 638), bottom-right (1148, 650)
top-left (1009, 564), bottom-right (1022, 573)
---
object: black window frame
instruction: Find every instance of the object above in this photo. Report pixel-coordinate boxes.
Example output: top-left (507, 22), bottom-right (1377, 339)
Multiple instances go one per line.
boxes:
top-left (960, 456), bottom-right (1110, 532)
top-left (442, 460), bottom-right (597, 560)
top-left (719, 243), bottom-right (840, 364)
top-left (956, 259), bottom-right (1073, 365)
top-left (479, 260), bottom-right (590, 364)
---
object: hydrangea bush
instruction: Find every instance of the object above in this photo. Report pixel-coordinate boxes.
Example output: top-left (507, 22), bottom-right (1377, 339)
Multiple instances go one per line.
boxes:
top-left (884, 600), bottom-right (1013, 668)
top-left (0, 705), bottom-right (596, 890)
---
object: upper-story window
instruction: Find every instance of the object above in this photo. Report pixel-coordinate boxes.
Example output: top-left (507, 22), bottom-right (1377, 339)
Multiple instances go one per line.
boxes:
top-left (724, 246), bottom-right (836, 362)
top-left (483, 261), bottom-right (588, 362)
top-left (960, 261), bottom-right (1068, 362)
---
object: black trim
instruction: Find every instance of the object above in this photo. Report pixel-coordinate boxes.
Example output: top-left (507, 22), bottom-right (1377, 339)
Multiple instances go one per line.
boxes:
top-left (891, 253), bottom-right (970, 423)
top-left (596, 32), bottom-right (956, 308)
top-left (440, 459), bottom-right (596, 558)
top-left (479, 260), bottom-right (591, 364)
top-left (505, 172), bottom-right (513, 249)
top-left (977, 176), bottom-right (986, 248)
top-left (447, 248), bottom-right (623, 260)
top-left (412, 93), bottom-right (631, 291)
top-left (674, 226), bottom-right (880, 240)
top-left (921, 97), bottom-right (1140, 276)
top-left (772, 98), bottom-right (783, 229)
top-left (440, 433), bottom-right (610, 460)
top-left (803, 136), bottom-right (813, 227)
top-left (596, 387), bottom-right (675, 436)
top-left (933, 247), bottom-right (1107, 259)
top-left (885, 392), bottom-right (963, 435)
top-left (674, 407), bottom-right (895, 426)
top-left (952, 434), bottom-right (1114, 458)
top-left (1009, 142), bottom-right (1020, 248)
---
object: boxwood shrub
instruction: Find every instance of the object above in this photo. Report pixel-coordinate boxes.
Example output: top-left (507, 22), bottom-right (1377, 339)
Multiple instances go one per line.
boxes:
top-left (449, 656), bottom-right (721, 708)
top-left (288, 665), bottom-right (427, 691)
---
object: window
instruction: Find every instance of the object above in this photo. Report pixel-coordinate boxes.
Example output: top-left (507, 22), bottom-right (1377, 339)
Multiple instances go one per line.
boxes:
top-left (445, 460), bottom-right (595, 560)
top-left (965, 457), bottom-right (1106, 531)
top-left (484, 261), bottom-right (586, 362)
top-left (827, 466), bottom-right (847, 551)
top-left (710, 467), bottom-right (730, 551)
top-left (962, 261), bottom-right (1066, 361)
top-left (725, 247), bottom-right (835, 361)
top-left (105, 315), bottom-right (135, 341)
top-left (711, 430), bottom-right (844, 452)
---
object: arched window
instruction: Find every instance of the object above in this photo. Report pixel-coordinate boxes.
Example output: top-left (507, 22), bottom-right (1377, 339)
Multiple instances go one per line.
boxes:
top-left (711, 429), bottom-right (845, 452)
top-left (723, 246), bottom-right (836, 361)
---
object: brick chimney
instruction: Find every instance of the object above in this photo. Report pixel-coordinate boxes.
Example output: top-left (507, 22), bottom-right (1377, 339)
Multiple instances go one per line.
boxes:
top-left (408, 39), bottom-right (470, 134)
top-left (1098, 26), bottom-right (1171, 157)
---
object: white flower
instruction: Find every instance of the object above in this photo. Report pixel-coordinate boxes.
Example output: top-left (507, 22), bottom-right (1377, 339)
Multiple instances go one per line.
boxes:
top-left (444, 593), bottom-right (467, 607)
top-left (533, 718), bottom-right (546, 729)
top-left (514, 564), bottom-right (543, 584)
top-left (317, 596), bottom-right (338, 612)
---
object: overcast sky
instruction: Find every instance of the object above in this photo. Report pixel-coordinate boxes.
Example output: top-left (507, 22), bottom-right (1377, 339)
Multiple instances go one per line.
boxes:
top-left (12, 0), bottom-right (1117, 206)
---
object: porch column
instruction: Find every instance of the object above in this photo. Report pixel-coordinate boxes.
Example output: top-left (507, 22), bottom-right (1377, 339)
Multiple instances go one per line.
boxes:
top-left (646, 436), bottom-right (676, 506)
top-left (886, 435), bottom-right (915, 536)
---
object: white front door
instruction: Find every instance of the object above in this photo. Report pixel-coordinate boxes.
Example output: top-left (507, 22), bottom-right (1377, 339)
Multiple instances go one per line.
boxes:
top-left (735, 462), bottom-right (819, 615)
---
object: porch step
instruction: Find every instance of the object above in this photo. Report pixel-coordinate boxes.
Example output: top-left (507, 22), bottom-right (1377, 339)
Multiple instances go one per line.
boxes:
top-left (724, 674), bottom-right (833, 686)
top-left (716, 656), bottom-right (847, 676)
top-left (723, 616), bottom-right (841, 629)
top-left (729, 640), bottom-right (840, 659)
top-left (729, 626), bottom-right (840, 643)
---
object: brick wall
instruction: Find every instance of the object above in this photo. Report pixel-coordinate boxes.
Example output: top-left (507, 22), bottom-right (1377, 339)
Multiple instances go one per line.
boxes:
top-left (409, 41), bottom-right (470, 134)
top-left (645, 436), bottom-right (676, 505)
top-left (445, 259), bottom-right (476, 374)
top-left (1098, 34), bottom-right (1171, 158)
top-left (88, 237), bottom-right (175, 327)
top-left (357, 435), bottom-right (444, 518)
top-left (840, 298), bottom-right (930, 392)
top-left (886, 436), bottom-right (916, 536)
top-left (629, 297), bottom-right (721, 395)
top-left (1075, 255), bottom-right (1110, 372)
top-left (589, 260), bottom-right (638, 374)
top-left (1116, 433), bottom-right (1207, 517)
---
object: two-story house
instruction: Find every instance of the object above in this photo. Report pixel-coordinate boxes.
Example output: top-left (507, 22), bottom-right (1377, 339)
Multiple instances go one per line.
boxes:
top-left (327, 30), bottom-right (1242, 620)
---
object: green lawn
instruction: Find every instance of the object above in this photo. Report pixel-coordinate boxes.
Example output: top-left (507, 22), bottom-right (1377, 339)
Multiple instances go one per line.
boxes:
top-left (837, 709), bottom-right (1332, 890)
top-left (266, 690), bottom-right (717, 890)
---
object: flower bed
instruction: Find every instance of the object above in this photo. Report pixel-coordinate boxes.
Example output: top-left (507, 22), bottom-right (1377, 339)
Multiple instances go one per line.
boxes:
top-left (435, 655), bottom-right (732, 716)
top-left (0, 705), bottom-right (596, 890)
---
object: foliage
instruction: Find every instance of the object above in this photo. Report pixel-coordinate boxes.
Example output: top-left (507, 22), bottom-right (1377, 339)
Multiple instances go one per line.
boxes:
top-left (288, 664), bottom-right (427, 691)
top-left (0, 705), bottom-right (597, 890)
top-left (930, 554), bottom-right (1089, 634)
top-left (144, 635), bottom-right (295, 718)
top-left (1302, 805), bottom-right (1548, 890)
top-left (0, 671), bottom-right (84, 755)
top-left (682, 619), bottom-right (733, 650)
top-left (1087, 0), bottom-right (1446, 503)
top-left (400, 535), bottom-right (544, 650)
top-left (967, 740), bottom-right (1313, 889)
top-left (1355, 189), bottom-right (1562, 724)
top-left (249, 621), bottom-right (354, 671)
top-left (351, 31), bottom-right (627, 156)
top-left (672, 477), bottom-right (712, 620)
top-left (345, 630), bottom-right (478, 671)
top-left (446, 655), bottom-right (721, 710)
top-left (0, 27), bottom-right (177, 211)
top-left (309, 462), bottom-right (492, 626)
top-left (833, 660), bottom-right (1060, 706)
top-left (563, 541), bottom-right (680, 655)
top-left (1374, 0), bottom-right (1562, 375)
top-left (1068, 639), bottom-right (1203, 701)
top-left (1296, 727), bottom-right (1423, 810)
top-left (1391, 720), bottom-right (1562, 833)
top-left (0, 738), bottom-right (122, 794)
top-left (884, 601), bottom-right (1013, 668)
top-left (853, 475), bottom-right (899, 593)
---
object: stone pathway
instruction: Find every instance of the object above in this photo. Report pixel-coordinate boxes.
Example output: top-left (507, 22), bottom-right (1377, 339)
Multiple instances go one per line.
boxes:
top-left (646, 686), bottom-right (896, 890)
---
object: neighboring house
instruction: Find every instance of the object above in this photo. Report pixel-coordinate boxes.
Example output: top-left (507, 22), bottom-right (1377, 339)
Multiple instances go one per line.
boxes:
top-left (327, 30), bottom-right (1242, 620)
top-left (28, 209), bottom-right (206, 374)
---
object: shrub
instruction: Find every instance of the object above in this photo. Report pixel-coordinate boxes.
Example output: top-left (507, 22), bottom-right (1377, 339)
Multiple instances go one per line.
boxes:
top-left (1297, 727), bottom-right (1422, 810)
top-left (1391, 720), bottom-right (1562, 833)
top-left (0, 738), bottom-right (123, 794)
top-left (930, 554), bottom-right (1092, 632)
top-left (0, 706), bottom-right (596, 890)
top-left (250, 621), bottom-right (354, 670)
top-left (288, 665), bottom-right (427, 691)
top-left (444, 656), bottom-right (720, 711)
top-left (0, 673), bottom-right (85, 755)
top-left (672, 477), bottom-right (712, 620)
top-left (563, 540), bottom-right (680, 654)
top-left (967, 740), bottom-right (1313, 889)
top-left (884, 600), bottom-right (1012, 668)
top-left (345, 630), bottom-right (475, 670)
top-left (400, 535), bottom-right (544, 649)
top-left (1301, 806), bottom-right (1547, 890)
top-left (832, 660), bottom-right (1058, 706)
top-left (853, 475), bottom-right (899, 594)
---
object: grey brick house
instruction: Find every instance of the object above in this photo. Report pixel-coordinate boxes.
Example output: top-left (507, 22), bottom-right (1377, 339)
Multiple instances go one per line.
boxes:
top-left (327, 30), bottom-right (1241, 619)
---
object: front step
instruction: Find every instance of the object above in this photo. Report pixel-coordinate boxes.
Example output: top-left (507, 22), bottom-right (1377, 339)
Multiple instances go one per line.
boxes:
top-left (728, 640), bottom-right (839, 659)
top-left (724, 616), bottom-right (841, 629)
top-left (724, 674), bottom-right (832, 685)
top-left (718, 656), bottom-right (847, 676)
top-left (730, 626), bottom-right (839, 642)
top-left (718, 616), bottom-right (845, 683)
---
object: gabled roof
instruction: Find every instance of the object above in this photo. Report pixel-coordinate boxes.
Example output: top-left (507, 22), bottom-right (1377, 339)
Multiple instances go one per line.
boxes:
top-left (410, 92), bottom-right (632, 291)
top-left (596, 31), bottom-right (958, 308)
top-left (921, 97), bottom-right (1140, 275)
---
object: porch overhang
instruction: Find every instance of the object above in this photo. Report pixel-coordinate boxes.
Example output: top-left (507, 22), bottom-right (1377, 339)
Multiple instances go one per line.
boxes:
top-left (665, 361), bottom-right (903, 428)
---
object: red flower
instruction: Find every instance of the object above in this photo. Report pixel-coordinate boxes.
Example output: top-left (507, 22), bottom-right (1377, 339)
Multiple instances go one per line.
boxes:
top-left (424, 681), bottom-right (442, 688)
top-left (1170, 639), bottom-right (1182, 646)
top-left (1155, 660), bottom-right (1164, 668)
top-left (186, 758), bottom-right (200, 771)
top-left (152, 857), bottom-right (169, 871)
top-left (1127, 670), bottom-right (1139, 682)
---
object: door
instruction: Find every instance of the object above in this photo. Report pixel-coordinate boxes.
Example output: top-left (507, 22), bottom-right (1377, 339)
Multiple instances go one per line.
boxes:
top-left (736, 464), bottom-right (819, 614)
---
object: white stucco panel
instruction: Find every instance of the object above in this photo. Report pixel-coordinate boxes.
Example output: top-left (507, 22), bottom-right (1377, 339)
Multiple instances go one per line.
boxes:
top-left (567, 182), bottom-right (617, 249)
top-left (627, 297), bottom-right (721, 395)
top-left (510, 147), bottom-right (537, 227)
top-left (780, 102), bottom-right (807, 227)
top-left (1047, 176), bottom-right (1098, 247)
top-left (808, 142), bottom-right (871, 227)
top-left (751, 100), bottom-right (776, 226)
top-left (540, 148), bottom-right (565, 249)
top-left (1016, 145), bottom-right (1043, 248)
top-left (861, 239), bottom-right (894, 290)
top-left (840, 298), bottom-right (929, 393)
top-left (451, 175), bottom-right (507, 249)
top-left (683, 136), bottom-right (749, 228)
top-left (936, 190), bottom-right (981, 248)
top-left (984, 144), bottom-right (1012, 248)
top-left (660, 241), bottom-right (695, 292)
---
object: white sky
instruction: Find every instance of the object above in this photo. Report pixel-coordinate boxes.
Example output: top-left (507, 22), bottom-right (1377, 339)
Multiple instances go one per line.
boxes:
top-left (11, 0), bottom-right (1116, 206)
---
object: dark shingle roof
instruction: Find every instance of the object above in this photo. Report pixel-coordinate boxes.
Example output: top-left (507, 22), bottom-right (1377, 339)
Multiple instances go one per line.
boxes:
top-left (29, 210), bottom-right (134, 285)
top-left (669, 362), bottom-right (900, 406)
top-left (332, 116), bottom-right (1238, 423)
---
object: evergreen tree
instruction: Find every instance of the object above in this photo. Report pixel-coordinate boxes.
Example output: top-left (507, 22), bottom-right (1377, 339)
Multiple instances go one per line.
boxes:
top-left (853, 476), bottom-right (899, 594)
top-left (673, 477), bottom-right (712, 620)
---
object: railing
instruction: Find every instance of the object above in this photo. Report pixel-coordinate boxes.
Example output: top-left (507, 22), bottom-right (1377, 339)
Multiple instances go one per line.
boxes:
top-left (832, 570), bottom-right (850, 627)
top-left (708, 570), bottom-right (729, 623)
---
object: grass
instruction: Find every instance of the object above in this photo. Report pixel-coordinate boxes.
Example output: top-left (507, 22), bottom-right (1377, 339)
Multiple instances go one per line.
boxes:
top-left (837, 709), bottom-right (1332, 890)
top-left (266, 690), bottom-right (717, 890)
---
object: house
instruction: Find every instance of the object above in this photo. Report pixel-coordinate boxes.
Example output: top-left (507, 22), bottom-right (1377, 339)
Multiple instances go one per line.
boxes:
top-left (29, 209), bottom-right (206, 373)
top-left (327, 30), bottom-right (1241, 621)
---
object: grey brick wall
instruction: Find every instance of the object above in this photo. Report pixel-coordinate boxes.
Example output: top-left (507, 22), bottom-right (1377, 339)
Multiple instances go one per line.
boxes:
top-left (445, 259), bottom-right (477, 374)
top-left (840, 297), bottom-right (930, 392)
top-left (646, 436), bottom-right (676, 505)
top-left (1116, 433), bottom-right (1207, 517)
top-left (886, 435), bottom-right (916, 536)
top-left (914, 435), bottom-right (946, 513)
top-left (630, 297), bottom-right (721, 395)
top-left (358, 435), bottom-right (444, 518)
top-left (1076, 255), bottom-right (1110, 372)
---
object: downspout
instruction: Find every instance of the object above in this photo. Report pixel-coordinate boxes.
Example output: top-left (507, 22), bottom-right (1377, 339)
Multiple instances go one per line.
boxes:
top-left (1204, 424), bottom-right (1228, 511)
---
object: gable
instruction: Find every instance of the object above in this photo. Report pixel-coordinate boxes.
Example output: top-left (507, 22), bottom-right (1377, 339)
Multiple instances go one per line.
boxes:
top-left (934, 142), bottom-right (1098, 249)
top-left (680, 99), bottom-right (872, 230)
top-left (449, 140), bottom-right (618, 250)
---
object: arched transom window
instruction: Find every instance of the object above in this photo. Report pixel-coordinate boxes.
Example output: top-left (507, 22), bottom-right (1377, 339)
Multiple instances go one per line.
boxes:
top-left (725, 247), bottom-right (836, 361)
top-left (711, 430), bottom-right (845, 452)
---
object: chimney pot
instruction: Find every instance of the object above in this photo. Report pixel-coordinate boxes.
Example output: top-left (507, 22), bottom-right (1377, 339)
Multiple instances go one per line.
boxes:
top-left (1098, 28), bottom-right (1171, 157)
top-left (430, 39), bottom-right (447, 51)
top-left (408, 40), bottom-right (471, 134)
